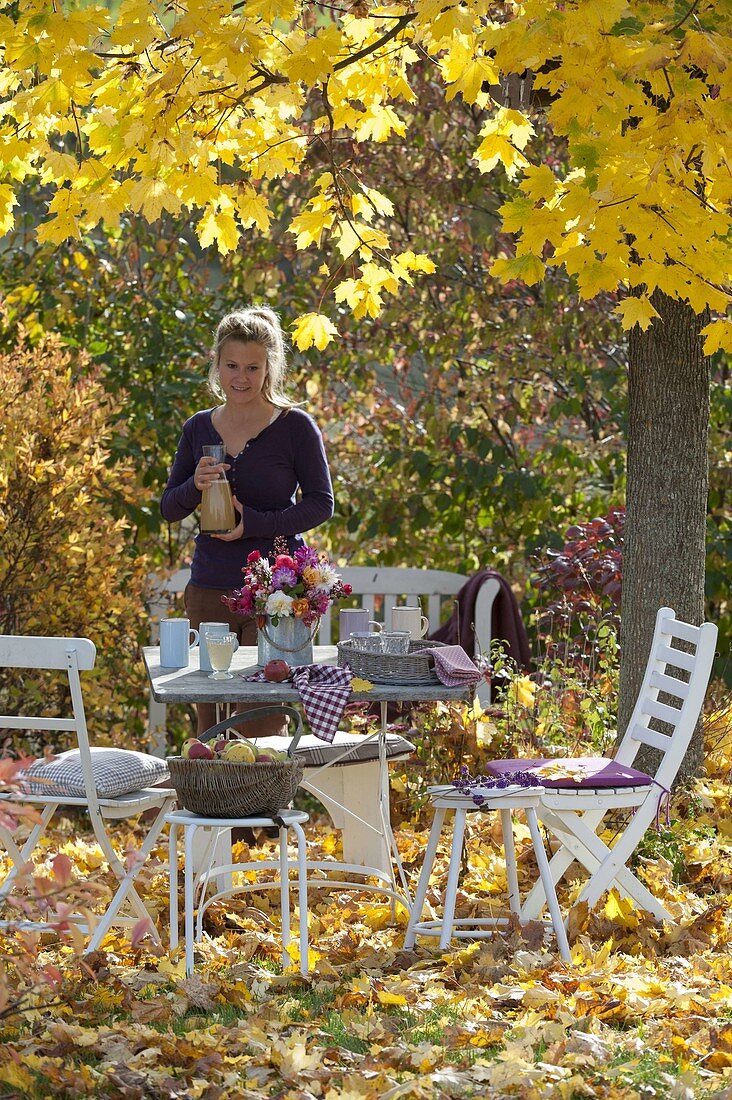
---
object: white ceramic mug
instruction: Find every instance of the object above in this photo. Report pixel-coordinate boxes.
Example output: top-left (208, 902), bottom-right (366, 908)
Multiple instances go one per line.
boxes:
top-left (159, 617), bottom-right (199, 668)
top-left (199, 621), bottom-right (239, 673)
top-left (339, 608), bottom-right (383, 641)
top-left (391, 606), bottom-right (429, 640)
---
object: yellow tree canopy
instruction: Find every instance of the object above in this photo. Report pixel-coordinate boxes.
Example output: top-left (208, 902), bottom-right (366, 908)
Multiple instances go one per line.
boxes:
top-left (1, 0), bottom-right (729, 351)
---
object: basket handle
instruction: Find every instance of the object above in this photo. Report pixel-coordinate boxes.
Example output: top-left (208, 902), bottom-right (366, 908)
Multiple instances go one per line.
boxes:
top-left (198, 706), bottom-right (304, 758)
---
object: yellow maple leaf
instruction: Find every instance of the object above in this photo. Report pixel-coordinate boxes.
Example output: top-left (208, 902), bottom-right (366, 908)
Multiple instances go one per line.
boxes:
top-left (235, 187), bottom-right (271, 231)
top-left (603, 889), bottom-right (639, 928)
top-left (439, 35), bottom-right (498, 103)
top-left (377, 989), bottom-right (408, 1006)
top-left (336, 220), bottom-right (389, 260)
top-left (197, 207), bottom-right (240, 255)
top-left (354, 104), bottom-right (406, 142)
top-left (129, 177), bottom-right (181, 223)
top-left (490, 252), bottom-right (545, 286)
top-left (289, 205), bottom-right (334, 249)
top-left (350, 677), bottom-right (373, 692)
top-left (0, 183), bottom-right (17, 235)
top-left (700, 317), bottom-right (732, 355)
top-left (36, 207), bottom-right (80, 245)
top-left (614, 294), bottom-right (661, 332)
top-left (291, 312), bottom-right (339, 351)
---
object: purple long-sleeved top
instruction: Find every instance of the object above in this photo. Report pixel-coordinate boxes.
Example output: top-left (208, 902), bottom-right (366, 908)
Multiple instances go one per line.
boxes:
top-left (161, 407), bottom-right (334, 589)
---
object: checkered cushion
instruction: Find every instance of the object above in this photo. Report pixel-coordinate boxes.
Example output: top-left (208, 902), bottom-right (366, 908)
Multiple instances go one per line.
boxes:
top-left (253, 730), bottom-right (415, 768)
top-left (20, 747), bottom-right (170, 798)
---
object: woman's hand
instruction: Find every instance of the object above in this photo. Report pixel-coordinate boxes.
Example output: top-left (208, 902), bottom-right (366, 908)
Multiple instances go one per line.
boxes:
top-left (194, 455), bottom-right (231, 492)
top-left (212, 494), bottom-right (244, 541)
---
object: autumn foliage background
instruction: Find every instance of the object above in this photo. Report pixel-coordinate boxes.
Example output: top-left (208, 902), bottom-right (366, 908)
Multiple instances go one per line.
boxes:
top-left (0, 0), bottom-right (731, 1096)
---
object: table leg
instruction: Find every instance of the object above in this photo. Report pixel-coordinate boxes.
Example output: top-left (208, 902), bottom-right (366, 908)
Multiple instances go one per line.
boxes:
top-left (279, 824), bottom-right (291, 966)
top-left (377, 701), bottom-right (412, 909)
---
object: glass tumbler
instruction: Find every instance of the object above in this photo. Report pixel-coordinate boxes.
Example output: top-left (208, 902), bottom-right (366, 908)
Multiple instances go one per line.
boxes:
top-left (205, 631), bottom-right (236, 679)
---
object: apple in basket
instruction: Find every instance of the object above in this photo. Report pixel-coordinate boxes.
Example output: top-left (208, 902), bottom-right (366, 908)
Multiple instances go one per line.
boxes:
top-left (263, 659), bottom-right (290, 682)
top-left (181, 738), bottom-right (215, 760)
top-left (255, 749), bottom-right (289, 763)
top-left (221, 741), bottom-right (256, 763)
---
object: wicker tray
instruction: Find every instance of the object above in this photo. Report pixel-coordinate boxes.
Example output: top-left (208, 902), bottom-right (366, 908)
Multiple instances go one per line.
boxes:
top-left (167, 757), bottom-right (304, 818)
top-left (337, 638), bottom-right (444, 685)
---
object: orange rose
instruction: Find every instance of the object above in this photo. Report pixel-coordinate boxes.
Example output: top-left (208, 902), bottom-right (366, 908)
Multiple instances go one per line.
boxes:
top-left (292, 598), bottom-right (310, 618)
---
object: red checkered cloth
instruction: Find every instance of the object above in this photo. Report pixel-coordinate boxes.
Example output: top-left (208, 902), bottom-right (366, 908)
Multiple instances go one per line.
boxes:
top-left (244, 664), bottom-right (353, 743)
top-left (413, 644), bottom-right (481, 688)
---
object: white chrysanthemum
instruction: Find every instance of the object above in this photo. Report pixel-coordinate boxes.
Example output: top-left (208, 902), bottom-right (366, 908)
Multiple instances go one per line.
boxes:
top-left (265, 591), bottom-right (294, 617)
top-left (311, 564), bottom-right (338, 591)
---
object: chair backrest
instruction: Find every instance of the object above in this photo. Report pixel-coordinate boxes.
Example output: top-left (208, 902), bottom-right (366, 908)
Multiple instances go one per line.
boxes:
top-left (615, 608), bottom-right (718, 787)
top-left (0, 635), bottom-right (100, 806)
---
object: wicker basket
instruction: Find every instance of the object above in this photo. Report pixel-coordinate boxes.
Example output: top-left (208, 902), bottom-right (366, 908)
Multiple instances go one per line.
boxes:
top-left (167, 756), bottom-right (304, 818)
top-left (337, 638), bottom-right (445, 685)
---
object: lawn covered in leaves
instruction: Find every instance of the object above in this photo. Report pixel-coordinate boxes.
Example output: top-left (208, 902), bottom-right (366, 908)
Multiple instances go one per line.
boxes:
top-left (2, 750), bottom-right (732, 1099)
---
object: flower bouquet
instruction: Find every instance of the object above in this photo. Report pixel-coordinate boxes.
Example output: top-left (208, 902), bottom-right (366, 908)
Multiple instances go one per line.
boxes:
top-left (223, 537), bottom-right (352, 665)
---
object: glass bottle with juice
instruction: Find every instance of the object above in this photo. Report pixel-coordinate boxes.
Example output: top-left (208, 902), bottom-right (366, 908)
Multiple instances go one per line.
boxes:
top-left (200, 444), bottom-right (236, 533)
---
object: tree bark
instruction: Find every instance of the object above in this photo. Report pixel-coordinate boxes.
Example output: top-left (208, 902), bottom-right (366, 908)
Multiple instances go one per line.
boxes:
top-left (619, 291), bottom-right (710, 780)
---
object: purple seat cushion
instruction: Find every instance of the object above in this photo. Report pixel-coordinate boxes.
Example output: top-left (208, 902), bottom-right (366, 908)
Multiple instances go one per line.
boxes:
top-left (485, 757), bottom-right (653, 789)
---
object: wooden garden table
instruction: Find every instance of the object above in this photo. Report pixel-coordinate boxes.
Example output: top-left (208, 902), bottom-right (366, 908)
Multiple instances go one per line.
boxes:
top-left (143, 644), bottom-right (473, 906)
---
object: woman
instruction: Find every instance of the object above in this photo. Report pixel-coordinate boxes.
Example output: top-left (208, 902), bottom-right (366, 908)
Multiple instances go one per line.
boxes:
top-left (161, 306), bottom-right (334, 734)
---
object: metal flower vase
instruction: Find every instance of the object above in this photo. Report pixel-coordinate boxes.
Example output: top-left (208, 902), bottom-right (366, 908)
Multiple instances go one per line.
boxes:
top-left (257, 615), bottom-right (318, 666)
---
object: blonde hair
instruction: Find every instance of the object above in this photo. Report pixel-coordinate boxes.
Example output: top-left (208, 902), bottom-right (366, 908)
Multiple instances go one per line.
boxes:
top-left (208, 306), bottom-right (292, 408)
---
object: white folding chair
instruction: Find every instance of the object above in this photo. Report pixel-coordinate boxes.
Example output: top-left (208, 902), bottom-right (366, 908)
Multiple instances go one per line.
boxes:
top-left (0, 636), bottom-right (176, 951)
top-left (518, 608), bottom-right (718, 924)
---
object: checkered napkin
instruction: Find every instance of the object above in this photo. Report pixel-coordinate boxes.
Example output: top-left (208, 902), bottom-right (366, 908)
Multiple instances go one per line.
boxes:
top-left (244, 664), bottom-right (353, 743)
top-left (413, 644), bottom-right (481, 688)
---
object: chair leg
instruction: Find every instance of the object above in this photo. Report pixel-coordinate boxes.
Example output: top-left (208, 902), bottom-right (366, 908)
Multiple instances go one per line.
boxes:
top-left (404, 807), bottom-right (446, 949)
top-left (526, 808), bottom-right (571, 963)
top-left (184, 824), bottom-right (197, 977)
top-left (521, 844), bottom-right (577, 921)
top-left (500, 808), bottom-right (521, 914)
top-left (440, 808), bottom-right (467, 950)
top-left (0, 803), bottom-right (57, 904)
top-left (576, 810), bottom-right (673, 921)
top-left (544, 806), bottom-right (673, 922)
top-left (85, 802), bottom-right (174, 954)
top-left (292, 819), bottom-right (309, 977)
top-left (168, 820), bottom-right (179, 953)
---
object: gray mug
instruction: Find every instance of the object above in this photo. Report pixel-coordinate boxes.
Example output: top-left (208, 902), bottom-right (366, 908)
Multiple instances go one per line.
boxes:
top-left (340, 608), bottom-right (382, 641)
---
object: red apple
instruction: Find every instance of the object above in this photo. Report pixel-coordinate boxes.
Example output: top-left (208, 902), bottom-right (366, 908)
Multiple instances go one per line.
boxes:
top-left (255, 753), bottom-right (274, 763)
top-left (263, 659), bottom-right (290, 682)
top-left (213, 738), bottom-right (227, 756)
top-left (188, 741), bottom-right (215, 760)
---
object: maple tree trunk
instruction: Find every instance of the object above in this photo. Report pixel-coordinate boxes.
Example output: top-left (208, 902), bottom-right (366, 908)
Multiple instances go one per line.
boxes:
top-left (618, 291), bottom-right (711, 780)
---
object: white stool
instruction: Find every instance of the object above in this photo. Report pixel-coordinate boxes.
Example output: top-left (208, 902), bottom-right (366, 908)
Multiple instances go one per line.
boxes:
top-left (167, 808), bottom-right (309, 976)
top-left (404, 787), bottom-right (571, 962)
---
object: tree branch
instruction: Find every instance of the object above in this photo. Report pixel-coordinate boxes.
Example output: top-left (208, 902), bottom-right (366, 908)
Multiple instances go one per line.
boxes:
top-left (332, 12), bottom-right (416, 73)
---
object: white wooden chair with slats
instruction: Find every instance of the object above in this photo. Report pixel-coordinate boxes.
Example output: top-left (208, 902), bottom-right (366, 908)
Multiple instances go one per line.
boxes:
top-left (520, 607), bottom-right (718, 925)
top-left (147, 565), bottom-right (500, 871)
top-left (0, 636), bottom-right (176, 951)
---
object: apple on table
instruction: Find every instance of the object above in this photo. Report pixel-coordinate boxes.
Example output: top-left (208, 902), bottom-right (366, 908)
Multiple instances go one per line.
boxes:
top-left (263, 659), bottom-right (290, 682)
